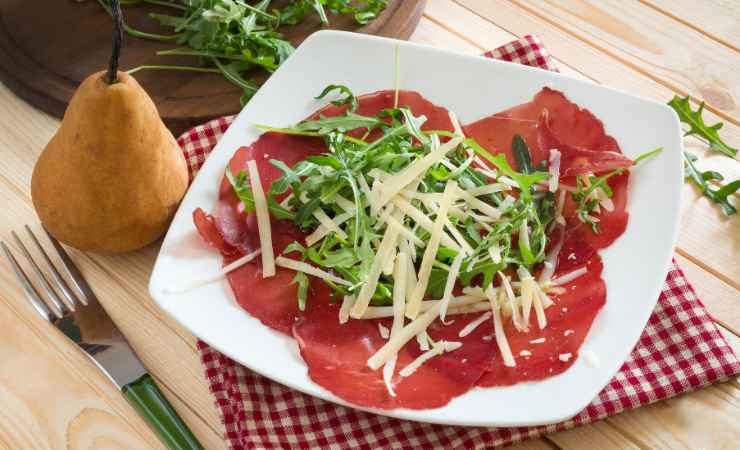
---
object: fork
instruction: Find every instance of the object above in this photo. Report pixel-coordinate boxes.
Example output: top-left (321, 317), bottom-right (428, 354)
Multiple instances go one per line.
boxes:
top-left (2, 225), bottom-right (203, 450)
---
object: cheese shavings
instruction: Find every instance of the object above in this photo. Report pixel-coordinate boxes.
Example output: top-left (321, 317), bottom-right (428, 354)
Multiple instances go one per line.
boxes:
top-left (377, 136), bottom-right (462, 208)
top-left (339, 295), bottom-right (355, 324)
top-left (246, 160), bottom-right (275, 277)
top-left (499, 272), bottom-right (525, 332)
top-left (439, 253), bottom-right (465, 322)
top-left (407, 180), bottom-right (457, 318)
top-left (486, 286), bottom-right (516, 367)
top-left (458, 311), bottom-right (492, 338)
top-left (367, 300), bottom-right (442, 370)
top-left (552, 266), bottom-right (588, 285)
top-left (275, 257), bottom-right (351, 286)
top-left (548, 149), bottom-right (561, 192)
top-left (164, 249), bottom-right (261, 294)
top-left (399, 341), bottom-right (462, 377)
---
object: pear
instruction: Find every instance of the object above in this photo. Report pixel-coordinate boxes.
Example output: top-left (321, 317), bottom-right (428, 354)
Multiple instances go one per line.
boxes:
top-left (31, 70), bottom-right (188, 252)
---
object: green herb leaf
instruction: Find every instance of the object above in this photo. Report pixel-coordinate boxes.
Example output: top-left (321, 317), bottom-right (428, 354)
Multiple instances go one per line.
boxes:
top-left (683, 151), bottom-right (739, 215)
top-left (315, 84), bottom-right (358, 112)
top-left (668, 95), bottom-right (737, 158)
top-left (292, 271), bottom-right (310, 311)
top-left (512, 134), bottom-right (533, 174)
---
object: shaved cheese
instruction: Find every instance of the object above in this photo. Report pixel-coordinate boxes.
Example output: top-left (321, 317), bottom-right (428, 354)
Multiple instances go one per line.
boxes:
top-left (350, 211), bottom-right (402, 318)
top-left (339, 295), bottom-right (355, 324)
top-left (552, 266), bottom-right (588, 285)
top-left (466, 183), bottom-right (509, 196)
top-left (449, 110), bottom-right (464, 137)
top-left (499, 272), bottom-right (525, 332)
top-left (275, 257), bottom-right (351, 286)
top-left (600, 197), bottom-right (615, 212)
top-left (558, 353), bottom-right (572, 362)
top-left (456, 187), bottom-right (502, 219)
top-left (407, 181), bottom-right (457, 318)
top-left (399, 341), bottom-right (462, 377)
top-left (311, 208), bottom-right (347, 240)
top-left (498, 176), bottom-right (519, 188)
top-left (391, 195), bottom-right (461, 250)
top-left (306, 211), bottom-right (353, 246)
top-left (439, 253), bottom-right (465, 322)
top-left (164, 249), bottom-right (261, 294)
top-left (279, 193), bottom-right (294, 210)
top-left (391, 253), bottom-right (407, 336)
top-left (333, 193), bottom-right (356, 212)
top-left (499, 195), bottom-right (516, 211)
top-left (382, 357), bottom-right (397, 397)
top-left (378, 323), bottom-right (390, 339)
top-left (358, 297), bottom-right (486, 320)
top-left (517, 267), bottom-right (535, 328)
top-left (539, 228), bottom-right (563, 284)
top-left (401, 240), bottom-right (417, 303)
top-left (548, 149), bottom-right (561, 192)
top-left (444, 218), bottom-right (474, 255)
top-left (555, 189), bottom-right (566, 226)
top-left (367, 301), bottom-right (442, 370)
top-left (384, 214), bottom-right (424, 247)
top-left (246, 160), bottom-right (275, 277)
top-left (487, 286), bottom-right (516, 367)
top-left (416, 331), bottom-right (430, 351)
top-left (358, 173), bottom-right (377, 215)
top-left (532, 287), bottom-right (548, 330)
top-left (383, 249), bottom-right (396, 276)
top-left (530, 337), bottom-right (546, 344)
top-left (377, 136), bottom-right (462, 208)
top-left (458, 311), bottom-right (492, 337)
top-left (488, 242), bottom-right (501, 264)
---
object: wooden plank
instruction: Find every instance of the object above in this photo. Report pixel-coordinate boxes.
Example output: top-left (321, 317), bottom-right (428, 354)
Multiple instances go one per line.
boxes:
top-left (640, 0), bottom-right (740, 52)
top-left (0, 292), bottom-right (163, 449)
top-left (500, 0), bottom-right (740, 123)
top-left (548, 422), bottom-right (639, 450)
top-left (454, 0), bottom-right (740, 318)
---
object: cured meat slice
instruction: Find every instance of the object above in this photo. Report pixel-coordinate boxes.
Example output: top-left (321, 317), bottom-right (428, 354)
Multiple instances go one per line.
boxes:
top-left (293, 300), bottom-right (495, 409)
top-left (477, 229), bottom-right (605, 386)
top-left (463, 87), bottom-right (621, 166)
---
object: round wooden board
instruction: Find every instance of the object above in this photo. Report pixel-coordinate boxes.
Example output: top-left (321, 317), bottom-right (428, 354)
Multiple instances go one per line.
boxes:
top-left (0, 0), bottom-right (425, 135)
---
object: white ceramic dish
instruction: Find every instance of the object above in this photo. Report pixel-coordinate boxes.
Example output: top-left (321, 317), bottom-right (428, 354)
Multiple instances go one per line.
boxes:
top-left (149, 30), bottom-right (683, 427)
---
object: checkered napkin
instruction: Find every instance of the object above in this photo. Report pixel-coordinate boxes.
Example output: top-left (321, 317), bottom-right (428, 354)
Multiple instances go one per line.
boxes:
top-left (177, 36), bottom-right (740, 449)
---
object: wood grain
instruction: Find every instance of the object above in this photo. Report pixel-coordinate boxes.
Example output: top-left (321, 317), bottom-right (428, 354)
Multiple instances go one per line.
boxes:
top-left (0, 2), bottom-right (739, 449)
top-left (0, 0), bottom-right (425, 136)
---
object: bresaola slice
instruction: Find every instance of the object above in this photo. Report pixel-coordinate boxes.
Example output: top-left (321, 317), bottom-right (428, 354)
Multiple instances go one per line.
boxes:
top-left (194, 87), bottom-right (630, 410)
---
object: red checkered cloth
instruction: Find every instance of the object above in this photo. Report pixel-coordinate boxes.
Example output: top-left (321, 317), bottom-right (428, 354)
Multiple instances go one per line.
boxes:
top-left (177, 35), bottom-right (740, 449)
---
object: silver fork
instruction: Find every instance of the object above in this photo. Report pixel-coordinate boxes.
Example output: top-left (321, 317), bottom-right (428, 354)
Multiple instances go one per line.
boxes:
top-left (2, 226), bottom-right (203, 450)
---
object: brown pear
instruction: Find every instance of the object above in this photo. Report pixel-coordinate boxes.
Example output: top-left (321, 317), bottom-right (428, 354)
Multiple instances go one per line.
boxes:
top-left (31, 70), bottom-right (188, 253)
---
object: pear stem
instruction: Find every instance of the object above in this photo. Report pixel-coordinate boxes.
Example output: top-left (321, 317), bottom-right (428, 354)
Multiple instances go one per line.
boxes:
top-left (107, 0), bottom-right (123, 84)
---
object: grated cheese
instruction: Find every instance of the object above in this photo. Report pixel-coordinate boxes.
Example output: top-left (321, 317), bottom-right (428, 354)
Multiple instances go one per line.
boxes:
top-left (466, 183), bottom-right (509, 197)
top-left (378, 323), bottom-right (390, 339)
top-left (444, 217), bottom-right (474, 255)
top-left (339, 295), bottom-right (355, 324)
top-left (306, 211), bottom-right (353, 246)
top-left (367, 301), bottom-right (442, 370)
top-left (164, 249), bottom-right (261, 294)
top-left (416, 331), bottom-right (430, 351)
top-left (558, 353), bottom-right (572, 362)
top-left (517, 267), bottom-right (535, 329)
top-left (350, 210), bottom-right (403, 318)
top-left (552, 266), bottom-right (588, 285)
top-left (275, 256), bottom-right (352, 286)
top-left (439, 253), bottom-right (465, 322)
top-left (487, 286), bottom-right (516, 367)
top-left (407, 181), bottom-right (457, 318)
top-left (548, 149), bottom-right (561, 192)
top-left (499, 272), bottom-right (525, 332)
top-left (458, 311), bottom-right (492, 338)
top-left (246, 160), bottom-right (275, 277)
top-left (377, 136), bottom-right (462, 208)
top-left (391, 195), bottom-right (461, 250)
top-left (399, 341), bottom-right (462, 377)
top-left (530, 338), bottom-right (546, 344)
top-left (456, 187), bottom-right (502, 219)
top-left (382, 357), bottom-right (397, 397)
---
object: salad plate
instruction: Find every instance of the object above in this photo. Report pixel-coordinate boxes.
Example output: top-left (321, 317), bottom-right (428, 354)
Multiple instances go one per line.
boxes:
top-left (149, 30), bottom-right (682, 427)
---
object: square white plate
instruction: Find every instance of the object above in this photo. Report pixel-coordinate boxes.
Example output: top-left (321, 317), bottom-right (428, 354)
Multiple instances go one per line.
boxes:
top-left (149, 30), bottom-right (683, 427)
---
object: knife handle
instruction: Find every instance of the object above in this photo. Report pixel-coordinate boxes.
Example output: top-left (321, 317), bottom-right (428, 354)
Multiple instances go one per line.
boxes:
top-left (123, 373), bottom-right (203, 450)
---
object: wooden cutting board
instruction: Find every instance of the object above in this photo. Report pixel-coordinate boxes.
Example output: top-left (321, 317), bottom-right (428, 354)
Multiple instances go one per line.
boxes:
top-left (0, 0), bottom-right (425, 135)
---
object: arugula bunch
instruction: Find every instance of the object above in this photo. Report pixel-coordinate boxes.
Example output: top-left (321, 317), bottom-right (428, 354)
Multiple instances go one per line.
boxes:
top-left (667, 95), bottom-right (739, 215)
top-left (230, 84), bottom-right (555, 308)
top-left (96, 0), bottom-right (388, 104)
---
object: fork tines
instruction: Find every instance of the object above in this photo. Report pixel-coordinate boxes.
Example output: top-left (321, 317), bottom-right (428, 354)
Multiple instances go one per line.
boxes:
top-left (2, 226), bottom-right (89, 322)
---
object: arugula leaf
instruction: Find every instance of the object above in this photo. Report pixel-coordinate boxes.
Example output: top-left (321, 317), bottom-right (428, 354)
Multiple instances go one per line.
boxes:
top-left (684, 151), bottom-right (739, 215)
top-left (225, 168), bottom-right (295, 220)
top-left (315, 84), bottom-right (358, 112)
top-left (512, 134), bottom-right (533, 174)
top-left (295, 113), bottom-right (383, 134)
top-left (668, 95), bottom-right (738, 158)
top-left (465, 138), bottom-right (548, 201)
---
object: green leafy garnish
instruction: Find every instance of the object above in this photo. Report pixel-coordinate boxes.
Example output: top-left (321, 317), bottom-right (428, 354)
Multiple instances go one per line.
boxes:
top-left (315, 84), bottom-right (358, 112)
top-left (292, 271), bottom-right (310, 311)
top-left (683, 152), bottom-right (740, 215)
top-left (96, 0), bottom-right (388, 103)
top-left (668, 95), bottom-right (737, 158)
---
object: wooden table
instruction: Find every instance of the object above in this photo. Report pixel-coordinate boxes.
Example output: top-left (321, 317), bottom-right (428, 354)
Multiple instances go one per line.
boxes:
top-left (0, 1), bottom-right (738, 448)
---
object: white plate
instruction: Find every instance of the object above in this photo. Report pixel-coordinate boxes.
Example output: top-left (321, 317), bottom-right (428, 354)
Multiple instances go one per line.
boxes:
top-left (149, 30), bottom-right (683, 427)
